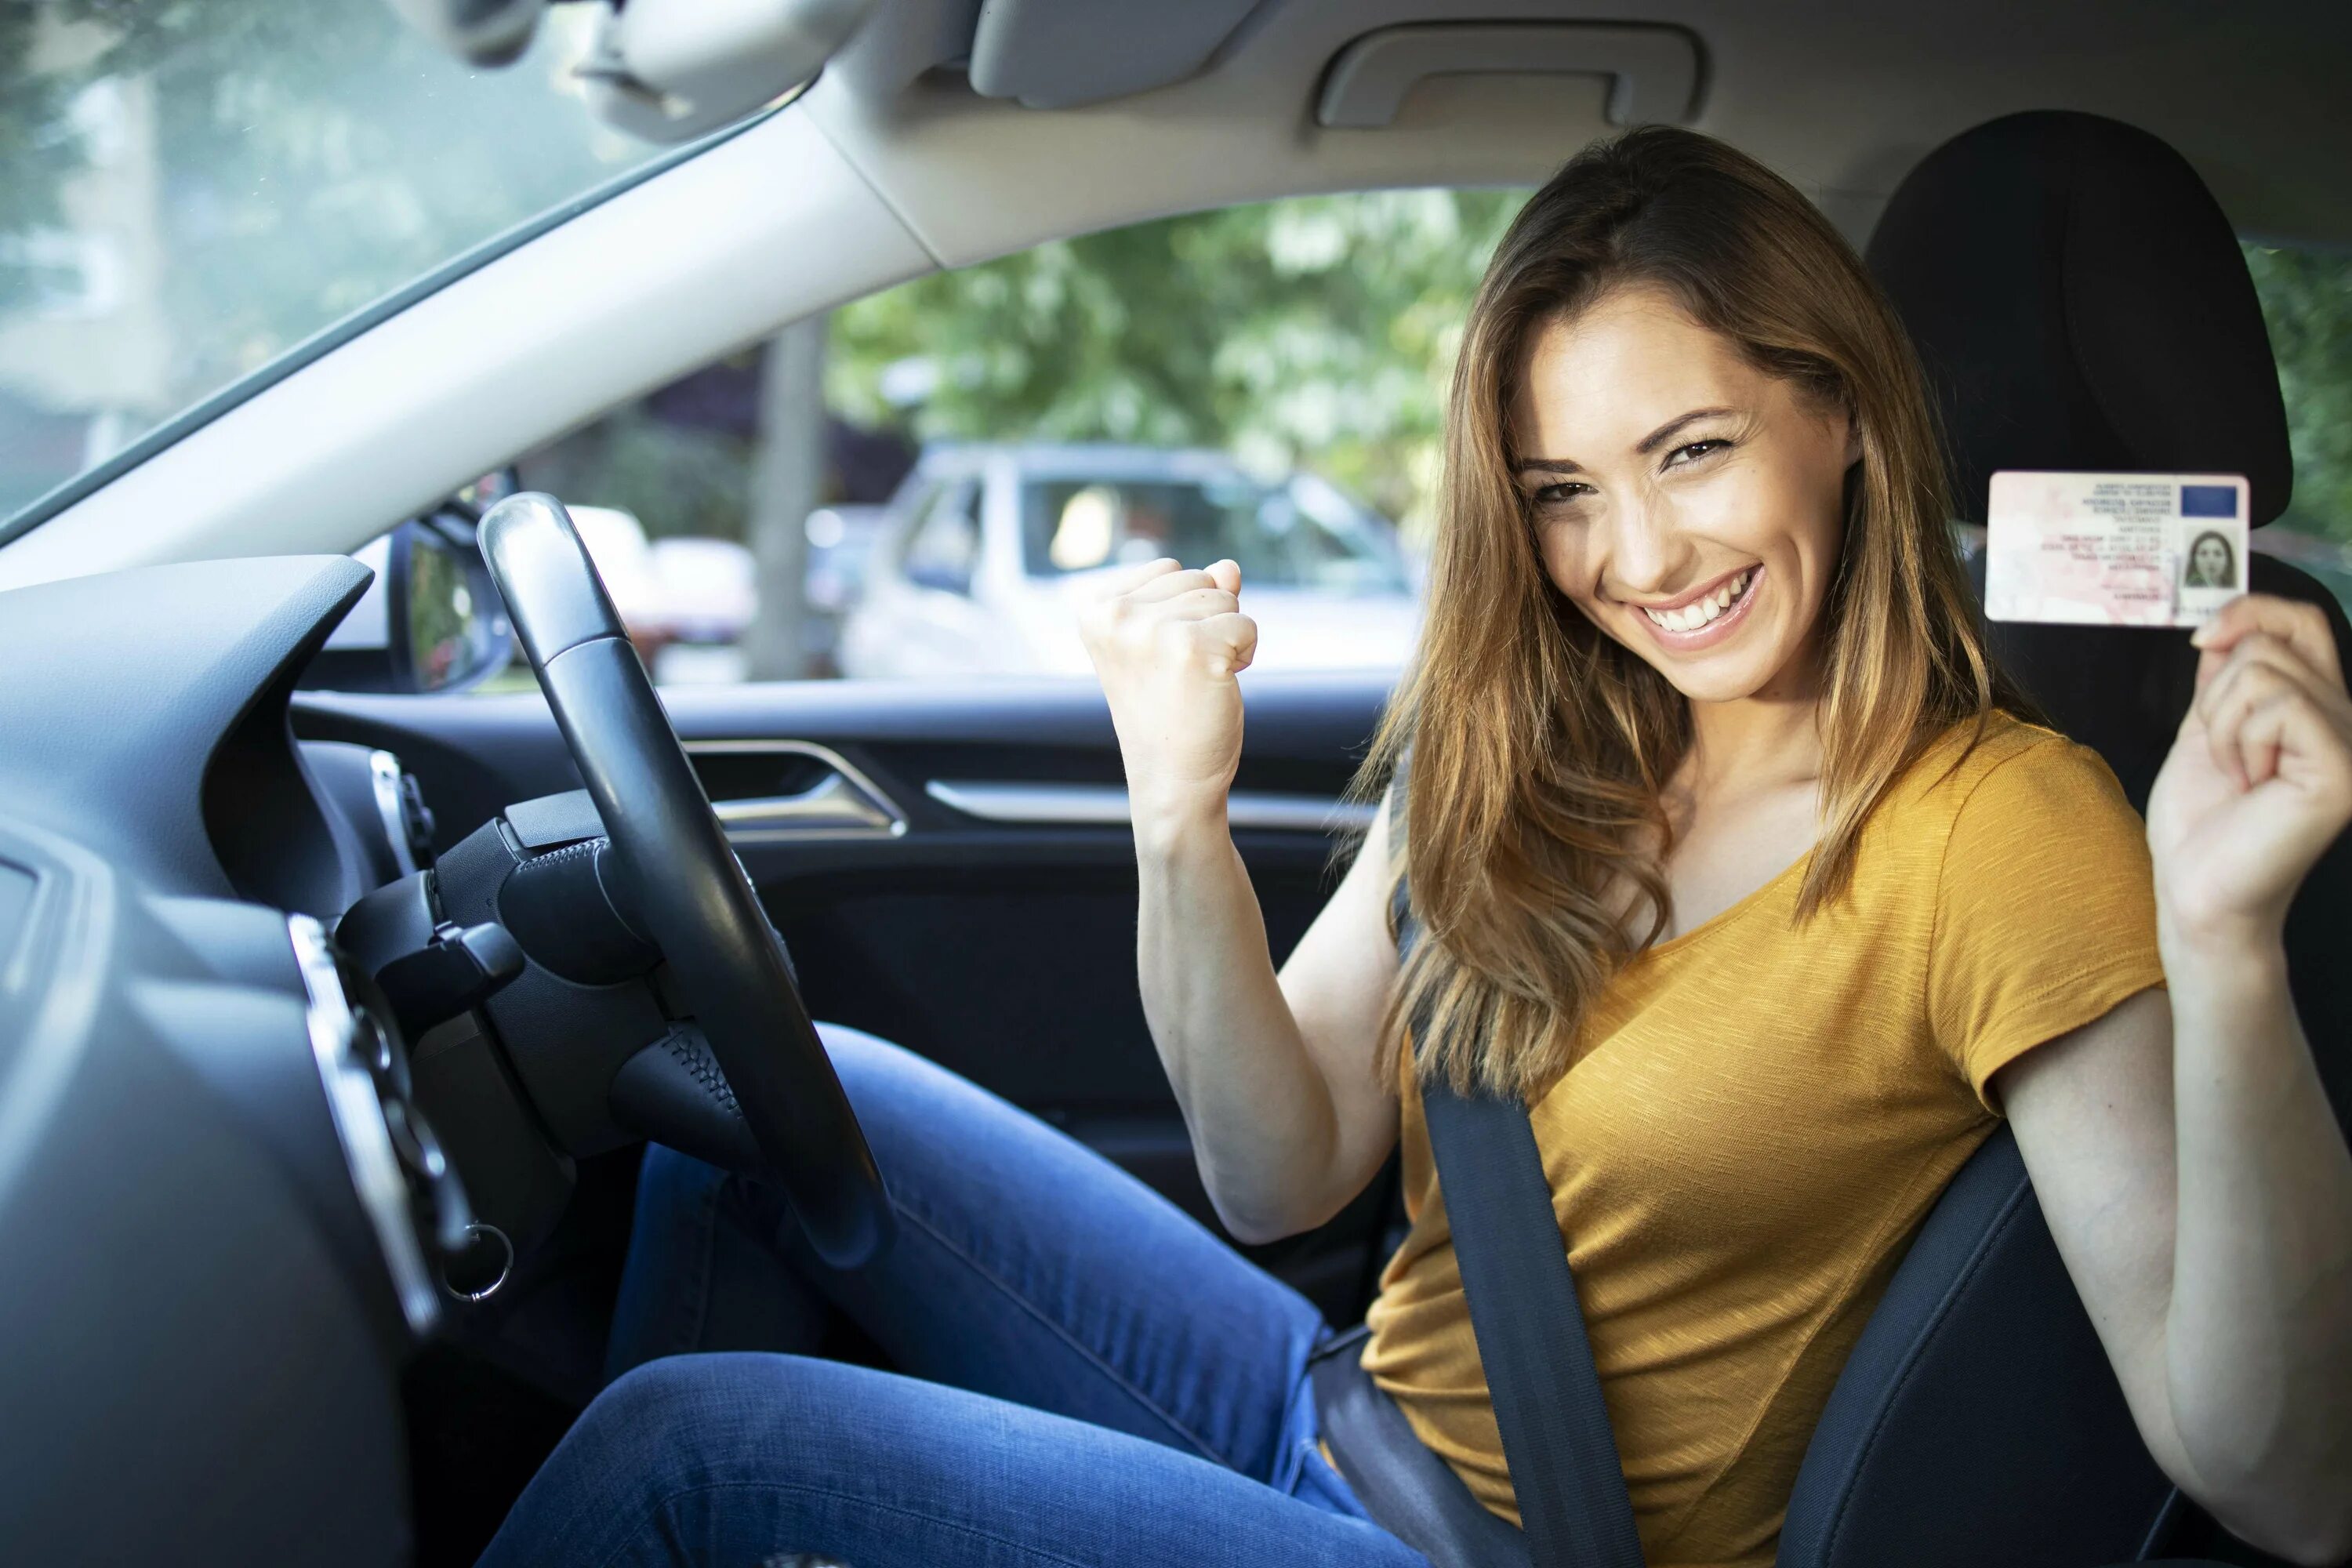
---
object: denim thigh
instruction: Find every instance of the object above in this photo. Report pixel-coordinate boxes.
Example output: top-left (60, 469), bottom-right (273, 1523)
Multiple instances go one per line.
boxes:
top-left (478, 1353), bottom-right (1430, 1568)
top-left (607, 1023), bottom-right (1342, 1487)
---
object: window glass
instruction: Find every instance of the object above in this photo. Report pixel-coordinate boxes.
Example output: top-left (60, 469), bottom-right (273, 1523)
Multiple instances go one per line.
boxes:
top-left (1020, 470), bottom-right (1407, 593)
top-left (0, 1), bottom-right (665, 528)
top-left (902, 478), bottom-right (982, 594)
top-left (493, 189), bottom-right (1520, 684)
top-left (2244, 241), bottom-right (2352, 615)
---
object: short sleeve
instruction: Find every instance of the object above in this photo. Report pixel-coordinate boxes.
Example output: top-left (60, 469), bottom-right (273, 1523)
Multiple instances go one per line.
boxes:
top-left (1926, 738), bottom-right (2167, 1112)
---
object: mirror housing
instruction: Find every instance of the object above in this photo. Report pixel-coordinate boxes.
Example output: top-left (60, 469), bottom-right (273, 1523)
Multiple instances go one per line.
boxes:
top-left (579, 0), bottom-right (876, 143)
top-left (305, 514), bottom-right (516, 695)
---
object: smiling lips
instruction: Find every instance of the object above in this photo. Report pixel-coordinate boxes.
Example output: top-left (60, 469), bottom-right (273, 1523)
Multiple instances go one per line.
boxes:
top-left (1638, 565), bottom-right (1759, 633)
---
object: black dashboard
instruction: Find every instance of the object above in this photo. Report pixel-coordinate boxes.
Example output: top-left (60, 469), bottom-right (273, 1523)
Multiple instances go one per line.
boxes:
top-left (0, 556), bottom-right (451, 1563)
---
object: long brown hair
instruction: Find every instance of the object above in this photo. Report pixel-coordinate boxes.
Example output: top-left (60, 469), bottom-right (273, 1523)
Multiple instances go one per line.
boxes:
top-left (1365, 125), bottom-right (2026, 1098)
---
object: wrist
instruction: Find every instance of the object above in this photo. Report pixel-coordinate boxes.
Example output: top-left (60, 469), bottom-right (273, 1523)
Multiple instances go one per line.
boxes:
top-left (1129, 788), bottom-right (1230, 858)
top-left (2157, 905), bottom-right (2291, 1003)
top-left (2155, 880), bottom-right (2286, 956)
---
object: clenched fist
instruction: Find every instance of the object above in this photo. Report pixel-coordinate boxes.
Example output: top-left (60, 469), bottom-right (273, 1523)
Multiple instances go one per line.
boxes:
top-left (2147, 592), bottom-right (2352, 945)
top-left (1079, 557), bottom-right (1259, 826)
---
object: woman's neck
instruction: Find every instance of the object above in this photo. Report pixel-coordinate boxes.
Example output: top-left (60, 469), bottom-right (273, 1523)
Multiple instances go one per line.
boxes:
top-left (1679, 664), bottom-right (1826, 804)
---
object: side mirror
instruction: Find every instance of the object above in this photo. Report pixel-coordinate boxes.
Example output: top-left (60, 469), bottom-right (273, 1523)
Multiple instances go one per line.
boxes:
top-left (904, 560), bottom-right (973, 596)
top-left (306, 514), bottom-right (516, 694)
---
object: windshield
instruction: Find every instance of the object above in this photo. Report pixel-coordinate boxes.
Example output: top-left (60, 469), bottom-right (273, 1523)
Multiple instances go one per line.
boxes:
top-left (0, 1), bottom-right (666, 529)
top-left (1020, 469), bottom-right (1410, 593)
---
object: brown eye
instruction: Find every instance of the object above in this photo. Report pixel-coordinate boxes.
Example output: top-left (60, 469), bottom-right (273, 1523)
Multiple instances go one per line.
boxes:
top-left (1663, 438), bottom-right (1731, 469)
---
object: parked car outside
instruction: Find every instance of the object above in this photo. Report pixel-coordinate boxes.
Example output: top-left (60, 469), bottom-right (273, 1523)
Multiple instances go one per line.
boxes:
top-left (804, 502), bottom-right (891, 674)
top-left (839, 445), bottom-right (1421, 679)
top-left (567, 503), bottom-right (760, 683)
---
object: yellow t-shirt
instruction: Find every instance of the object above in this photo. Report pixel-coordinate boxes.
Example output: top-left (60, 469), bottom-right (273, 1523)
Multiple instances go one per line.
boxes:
top-left (1359, 712), bottom-right (2165, 1568)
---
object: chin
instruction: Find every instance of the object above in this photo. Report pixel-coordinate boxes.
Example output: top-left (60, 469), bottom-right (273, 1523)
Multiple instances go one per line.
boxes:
top-left (1652, 663), bottom-right (1775, 706)
top-left (1613, 618), bottom-right (1783, 706)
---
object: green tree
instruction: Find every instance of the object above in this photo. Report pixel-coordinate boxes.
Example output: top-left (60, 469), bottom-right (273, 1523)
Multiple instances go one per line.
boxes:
top-left (2245, 242), bottom-right (2352, 547)
top-left (0, 8), bottom-right (84, 307)
top-left (0, 0), bottom-right (652, 515)
top-left (52, 0), bottom-right (647, 405)
top-left (827, 191), bottom-right (1529, 536)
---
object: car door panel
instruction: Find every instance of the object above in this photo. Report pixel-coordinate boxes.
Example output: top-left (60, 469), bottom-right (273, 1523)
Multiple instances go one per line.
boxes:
top-left (294, 670), bottom-right (1399, 1323)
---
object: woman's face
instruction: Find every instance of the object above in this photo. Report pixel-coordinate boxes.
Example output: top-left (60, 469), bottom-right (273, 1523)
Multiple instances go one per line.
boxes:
top-left (2192, 535), bottom-right (2232, 586)
top-left (1512, 286), bottom-right (1859, 706)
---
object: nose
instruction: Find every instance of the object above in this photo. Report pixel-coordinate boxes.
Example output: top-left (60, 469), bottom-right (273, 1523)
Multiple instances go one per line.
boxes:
top-left (1595, 491), bottom-right (1691, 601)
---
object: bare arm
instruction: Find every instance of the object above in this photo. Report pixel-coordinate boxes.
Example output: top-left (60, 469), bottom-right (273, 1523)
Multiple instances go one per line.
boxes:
top-left (1083, 557), bottom-right (1401, 1243)
top-left (1138, 790), bottom-right (1402, 1242)
top-left (2002, 594), bottom-right (2352, 1566)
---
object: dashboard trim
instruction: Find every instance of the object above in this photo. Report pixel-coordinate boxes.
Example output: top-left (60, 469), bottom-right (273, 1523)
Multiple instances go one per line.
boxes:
top-left (366, 750), bottom-right (419, 878)
top-left (287, 913), bottom-right (438, 1335)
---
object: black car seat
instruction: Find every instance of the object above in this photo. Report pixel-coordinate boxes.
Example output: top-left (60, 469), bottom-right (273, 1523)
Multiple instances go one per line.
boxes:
top-left (1773, 111), bottom-right (2352, 1568)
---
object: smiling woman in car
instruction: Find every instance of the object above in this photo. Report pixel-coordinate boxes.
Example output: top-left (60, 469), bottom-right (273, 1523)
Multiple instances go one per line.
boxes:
top-left (482, 128), bottom-right (2352, 1568)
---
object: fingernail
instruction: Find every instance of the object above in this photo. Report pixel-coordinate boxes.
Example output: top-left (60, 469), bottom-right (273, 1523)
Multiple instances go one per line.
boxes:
top-left (2190, 622), bottom-right (2216, 647)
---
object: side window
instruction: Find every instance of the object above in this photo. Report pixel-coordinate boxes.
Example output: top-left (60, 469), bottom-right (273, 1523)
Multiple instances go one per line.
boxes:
top-left (900, 478), bottom-right (982, 595)
top-left (493, 190), bottom-right (1516, 683)
top-left (1020, 474), bottom-right (1407, 595)
top-left (2244, 241), bottom-right (2352, 618)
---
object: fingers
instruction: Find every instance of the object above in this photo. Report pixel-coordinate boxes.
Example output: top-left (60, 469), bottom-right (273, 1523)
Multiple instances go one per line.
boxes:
top-left (1079, 555), bottom-right (1258, 679)
top-left (1194, 611), bottom-right (1258, 675)
top-left (2201, 644), bottom-right (2352, 790)
top-left (1148, 604), bottom-right (1256, 662)
top-left (1098, 557), bottom-right (1184, 597)
top-left (2224, 686), bottom-right (2352, 817)
top-left (1126, 568), bottom-right (1224, 607)
top-left (2194, 630), bottom-right (2336, 707)
top-left (2191, 593), bottom-right (2344, 693)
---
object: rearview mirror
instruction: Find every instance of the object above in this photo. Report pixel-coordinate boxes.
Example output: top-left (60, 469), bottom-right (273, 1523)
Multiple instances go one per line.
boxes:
top-left (305, 514), bottom-right (515, 694)
top-left (385, 0), bottom-right (879, 145)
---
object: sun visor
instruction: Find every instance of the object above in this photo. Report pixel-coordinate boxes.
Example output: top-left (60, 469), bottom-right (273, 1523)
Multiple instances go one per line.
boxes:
top-left (965, 0), bottom-right (1261, 110)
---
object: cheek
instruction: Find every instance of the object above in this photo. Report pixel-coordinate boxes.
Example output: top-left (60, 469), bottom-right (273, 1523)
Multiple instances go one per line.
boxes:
top-left (1534, 522), bottom-right (1599, 609)
top-left (1750, 455), bottom-right (1847, 572)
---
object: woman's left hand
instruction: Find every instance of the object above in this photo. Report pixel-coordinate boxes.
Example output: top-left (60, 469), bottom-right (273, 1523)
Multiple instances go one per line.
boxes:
top-left (2146, 593), bottom-right (2352, 943)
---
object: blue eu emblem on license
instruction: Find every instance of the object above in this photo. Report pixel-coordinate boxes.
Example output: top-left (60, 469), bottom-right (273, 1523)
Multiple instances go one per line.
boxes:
top-left (2180, 484), bottom-right (2239, 517)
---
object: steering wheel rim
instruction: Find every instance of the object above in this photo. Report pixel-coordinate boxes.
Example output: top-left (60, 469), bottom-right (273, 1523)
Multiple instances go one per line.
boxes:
top-left (478, 492), bottom-right (892, 1269)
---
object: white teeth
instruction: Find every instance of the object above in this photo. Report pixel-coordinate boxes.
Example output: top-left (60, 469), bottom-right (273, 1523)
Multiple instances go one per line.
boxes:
top-left (1642, 568), bottom-right (1753, 633)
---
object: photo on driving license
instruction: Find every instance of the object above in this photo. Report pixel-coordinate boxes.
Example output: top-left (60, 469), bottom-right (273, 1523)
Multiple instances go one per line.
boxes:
top-left (2, 3), bottom-right (2350, 1568)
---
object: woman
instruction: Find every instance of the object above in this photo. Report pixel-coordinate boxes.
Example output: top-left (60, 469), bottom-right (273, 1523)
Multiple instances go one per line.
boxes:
top-left (2187, 528), bottom-right (2239, 590)
top-left (481, 128), bottom-right (2352, 1568)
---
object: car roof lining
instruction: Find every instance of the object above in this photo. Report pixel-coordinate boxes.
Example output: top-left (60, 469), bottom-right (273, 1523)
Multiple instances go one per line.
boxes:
top-left (5, 0), bottom-right (2346, 588)
top-left (828, 0), bottom-right (2351, 260)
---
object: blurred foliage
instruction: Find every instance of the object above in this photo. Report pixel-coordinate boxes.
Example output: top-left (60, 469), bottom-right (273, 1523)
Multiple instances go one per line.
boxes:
top-left (0, 9), bottom-right (81, 296)
top-left (2245, 241), bottom-right (2352, 547)
top-left (830, 215), bottom-right (2352, 551)
top-left (0, 0), bottom-right (645, 492)
top-left (827, 191), bottom-right (1530, 536)
top-left (521, 405), bottom-right (756, 542)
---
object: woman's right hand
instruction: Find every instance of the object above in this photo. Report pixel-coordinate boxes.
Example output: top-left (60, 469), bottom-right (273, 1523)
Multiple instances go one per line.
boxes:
top-left (1079, 557), bottom-right (1258, 829)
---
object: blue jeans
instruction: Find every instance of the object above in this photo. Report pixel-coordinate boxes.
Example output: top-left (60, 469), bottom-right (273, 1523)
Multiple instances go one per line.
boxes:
top-left (477, 1023), bottom-right (1428, 1568)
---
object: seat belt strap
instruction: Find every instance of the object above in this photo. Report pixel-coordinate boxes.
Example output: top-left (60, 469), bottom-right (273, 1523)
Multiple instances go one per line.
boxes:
top-left (1420, 1077), bottom-right (1647, 1568)
top-left (1389, 765), bottom-right (1646, 1568)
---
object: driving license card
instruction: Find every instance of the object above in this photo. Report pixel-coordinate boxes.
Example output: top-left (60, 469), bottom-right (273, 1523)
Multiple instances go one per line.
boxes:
top-left (1984, 470), bottom-right (2248, 628)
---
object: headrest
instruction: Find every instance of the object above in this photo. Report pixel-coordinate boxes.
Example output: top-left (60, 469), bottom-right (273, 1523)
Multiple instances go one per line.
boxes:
top-left (1865, 110), bottom-right (2292, 525)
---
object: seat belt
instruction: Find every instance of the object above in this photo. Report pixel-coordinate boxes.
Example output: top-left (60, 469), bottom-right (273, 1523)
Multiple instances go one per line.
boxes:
top-left (1389, 768), bottom-right (1647, 1568)
top-left (1419, 1077), bottom-right (1647, 1568)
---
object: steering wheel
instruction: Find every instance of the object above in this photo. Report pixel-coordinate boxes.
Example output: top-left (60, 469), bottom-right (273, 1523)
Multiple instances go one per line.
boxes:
top-left (477, 492), bottom-right (892, 1269)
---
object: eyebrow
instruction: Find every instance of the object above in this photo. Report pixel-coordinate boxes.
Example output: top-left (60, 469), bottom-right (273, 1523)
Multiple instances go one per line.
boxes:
top-left (1512, 406), bottom-right (1740, 476)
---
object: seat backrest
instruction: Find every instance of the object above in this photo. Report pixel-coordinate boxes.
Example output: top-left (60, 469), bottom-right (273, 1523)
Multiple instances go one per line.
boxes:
top-left (1779, 111), bottom-right (2352, 1568)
